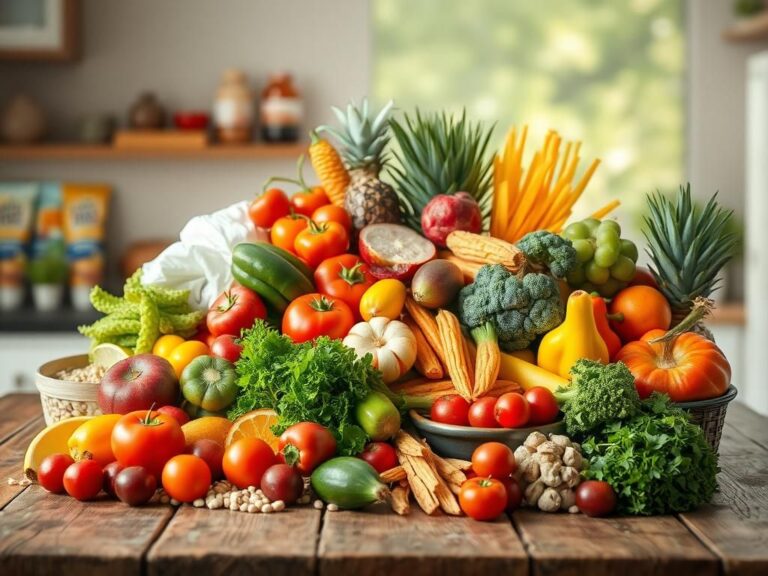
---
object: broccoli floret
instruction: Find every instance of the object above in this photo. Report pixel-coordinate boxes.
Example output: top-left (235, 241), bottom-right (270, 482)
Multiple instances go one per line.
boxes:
top-left (516, 230), bottom-right (577, 278)
top-left (554, 359), bottom-right (641, 437)
top-left (458, 264), bottom-right (564, 351)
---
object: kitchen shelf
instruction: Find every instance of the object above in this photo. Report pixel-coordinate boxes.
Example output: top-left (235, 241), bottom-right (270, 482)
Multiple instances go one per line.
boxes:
top-left (707, 302), bottom-right (745, 325)
top-left (723, 12), bottom-right (768, 42)
top-left (0, 306), bottom-right (100, 333)
top-left (0, 142), bottom-right (306, 161)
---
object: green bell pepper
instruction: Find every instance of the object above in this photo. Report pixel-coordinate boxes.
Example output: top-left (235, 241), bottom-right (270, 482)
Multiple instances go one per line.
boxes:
top-left (180, 355), bottom-right (238, 412)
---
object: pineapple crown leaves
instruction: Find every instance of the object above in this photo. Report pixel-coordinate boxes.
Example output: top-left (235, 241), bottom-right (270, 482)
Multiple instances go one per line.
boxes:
top-left (387, 108), bottom-right (495, 231)
top-left (642, 183), bottom-right (738, 309)
top-left (317, 99), bottom-right (394, 172)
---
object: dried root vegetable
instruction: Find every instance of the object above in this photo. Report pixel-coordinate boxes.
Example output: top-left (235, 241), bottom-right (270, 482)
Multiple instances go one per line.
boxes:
top-left (436, 309), bottom-right (474, 401)
top-left (381, 466), bottom-right (407, 484)
top-left (470, 323), bottom-right (500, 399)
top-left (404, 297), bottom-right (446, 365)
top-left (403, 315), bottom-right (444, 379)
top-left (390, 485), bottom-right (411, 516)
top-left (390, 378), bottom-right (522, 402)
top-left (446, 231), bottom-right (525, 271)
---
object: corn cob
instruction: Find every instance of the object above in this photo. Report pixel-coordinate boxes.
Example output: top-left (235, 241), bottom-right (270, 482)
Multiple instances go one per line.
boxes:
top-left (446, 231), bottom-right (526, 271)
top-left (308, 130), bottom-right (350, 207)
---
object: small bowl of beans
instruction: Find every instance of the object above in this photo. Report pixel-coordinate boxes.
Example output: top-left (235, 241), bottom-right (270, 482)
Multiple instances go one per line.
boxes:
top-left (36, 355), bottom-right (105, 425)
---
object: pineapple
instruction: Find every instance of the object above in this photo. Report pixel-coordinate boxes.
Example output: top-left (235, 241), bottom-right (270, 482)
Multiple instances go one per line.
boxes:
top-left (643, 184), bottom-right (738, 334)
top-left (388, 109), bottom-right (494, 231)
top-left (318, 99), bottom-right (400, 231)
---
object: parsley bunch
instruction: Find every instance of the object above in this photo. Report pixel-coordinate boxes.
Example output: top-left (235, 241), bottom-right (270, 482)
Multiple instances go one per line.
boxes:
top-left (582, 394), bottom-right (719, 515)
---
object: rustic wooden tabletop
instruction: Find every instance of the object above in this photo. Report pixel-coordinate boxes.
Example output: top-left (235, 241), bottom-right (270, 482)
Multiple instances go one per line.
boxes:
top-left (0, 393), bottom-right (765, 576)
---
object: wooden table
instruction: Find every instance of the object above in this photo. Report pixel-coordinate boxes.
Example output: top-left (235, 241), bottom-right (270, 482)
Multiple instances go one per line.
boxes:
top-left (0, 393), bottom-right (766, 576)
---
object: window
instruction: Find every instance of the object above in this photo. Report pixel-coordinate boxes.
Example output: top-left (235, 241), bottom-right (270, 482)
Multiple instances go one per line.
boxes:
top-left (373, 0), bottom-right (685, 233)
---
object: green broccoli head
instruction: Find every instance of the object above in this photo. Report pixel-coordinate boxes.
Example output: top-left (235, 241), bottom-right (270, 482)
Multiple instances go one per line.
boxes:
top-left (554, 359), bottom-right (641, 437)
top-left (458, 264), bottom-right (564, 351)
top-left (516, 230), bottom-right (577, 278)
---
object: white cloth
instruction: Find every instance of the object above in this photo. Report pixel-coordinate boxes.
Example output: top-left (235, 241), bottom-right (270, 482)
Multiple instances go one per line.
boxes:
top-left (141, 201), bottom-right (264, 310)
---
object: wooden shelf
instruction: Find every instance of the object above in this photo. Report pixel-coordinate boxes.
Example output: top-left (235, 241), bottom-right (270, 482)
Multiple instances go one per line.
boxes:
top-left (706, 302), bottom-right (745, 326)
top-left (0, 142), bottom-right (306, 161)
top-left (723, 12), bottom-right (768, 42)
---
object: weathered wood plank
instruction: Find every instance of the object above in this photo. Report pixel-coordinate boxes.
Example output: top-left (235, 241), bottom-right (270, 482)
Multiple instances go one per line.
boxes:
top-left (0, 394), bottom-right (42, 445)
top-left (726, 402), bottom-right (768, 450)
top-left (318, 504), bottom-right (527, 576)
top-left (0, 485), bottom-right (173, 576)
top-left (0, 417), bottom-right (44, 509)
top-left (678, 419), bottom-right (768, 576)
top-left (147, 506), bottom-right (321, 576)
top-left (514, 509), bottom-right (718, 576)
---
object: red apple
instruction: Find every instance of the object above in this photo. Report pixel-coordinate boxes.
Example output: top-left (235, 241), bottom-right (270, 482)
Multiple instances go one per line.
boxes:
top-left (157, 405), bottom-right (190, 426)
top-left (211, 334), bottom-right (243, 363)
top-left (98, 354), bottom-right (179, 414)
top-left (421, 192), bottom-right (482, 247)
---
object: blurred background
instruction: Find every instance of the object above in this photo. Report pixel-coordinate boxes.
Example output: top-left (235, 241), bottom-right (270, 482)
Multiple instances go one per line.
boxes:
top-left (0, 0), bottom-right (765, 411)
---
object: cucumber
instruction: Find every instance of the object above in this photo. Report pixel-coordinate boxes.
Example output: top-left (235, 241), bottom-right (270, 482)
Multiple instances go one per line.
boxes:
top-left (231, 243), bottom-right (314, 303)
top-left (256, 242), bottom-right (313, 282)
top-left (310, 457), bottom-right (390, 509)
top-left (232, 262), bottom-right (290, 312)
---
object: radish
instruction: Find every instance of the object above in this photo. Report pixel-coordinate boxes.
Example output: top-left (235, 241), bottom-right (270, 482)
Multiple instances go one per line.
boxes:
top-left (358, 224), bottom-right (436, 280)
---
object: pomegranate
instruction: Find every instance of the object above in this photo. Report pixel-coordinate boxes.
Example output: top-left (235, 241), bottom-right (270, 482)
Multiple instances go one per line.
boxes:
top-left (421, 192), bottom-right (482, 247)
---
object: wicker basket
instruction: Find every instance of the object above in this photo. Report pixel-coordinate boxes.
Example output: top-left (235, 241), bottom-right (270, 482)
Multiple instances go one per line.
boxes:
top-left (676, 385), bottom-right (738, 453)
top-left (35, 355), bottom-right (103, 426)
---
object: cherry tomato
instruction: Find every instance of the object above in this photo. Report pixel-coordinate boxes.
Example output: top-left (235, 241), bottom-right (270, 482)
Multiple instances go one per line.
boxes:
top-left (37, 453), bottom-right (74, 494)
top-left (430, 394), bottom-right (471, 426)
top-left (115, 466), bottom-right (157, 506)
top-left (206, 285), bottom-right (266, 337)
top-left (210, 334), bottom-right (243, 363)
top-left (282, 293), bottom-right (355, 343)
top-left (190, 324), bottom-right (216, 349)
top-left (111, 409), bottom-right (186, 480)
top-left (188, 439), bottom-right (225, 480)
top-left (223, 438), bottom-right (277, 489)
top-left (270, 214), bottom-right (309, 254)
top-left (157, 405), bottom-right (190, 427)
top-left (575, 480), bottom-right (617, 517)
top-left (500, 476), bottom-right (523, 512)
top-left (314, 254), bottom-right (375, 320)
top-left (494, 392), bottom-right (530, 428)
top-left (294, 220), bottom-right (349, 268)
top-left (102, 461), bottom-right (124, 498)
top-left (291, 186), bottom-right (329, 217)
top-left (260, 463), bottom-right (304, 504)
top-left (248, 187), bottom-right (291, 228)
top-left (471, 442), bottom-right (516, 479)
top-left (63, 460), bottom-right (103, 501)
top-left (278, 421), bottom-right (337, 475)
top-left (312, 204), bottom-right (352, 233)
top-left (524, 387), bottom-right (560, 426)
top-left (162, 454), bottom-right (212, 503)
top-left (468, 397), bottom-right (499, 428)
top-left (358, 442), bottom-right (398, 474)
top-left (459, 477), bottom-right (508, 521)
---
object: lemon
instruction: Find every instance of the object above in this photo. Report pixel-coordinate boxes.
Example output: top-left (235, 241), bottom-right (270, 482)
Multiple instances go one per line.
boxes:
top-left (90, 343), bottom-right (131, 369)
top-left (23, 416), bottom-right (92, 481)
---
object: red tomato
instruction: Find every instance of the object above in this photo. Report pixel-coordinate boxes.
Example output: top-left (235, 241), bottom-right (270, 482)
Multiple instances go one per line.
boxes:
top-left (37, 453), bottom-right (74, 494)
top-left (271, 214), bottom-right (309, 254)
top-left (282, 293), bottom-right (355, 343)
top-left (576, 480), bottom-right (617, 517)
top-left (524, 387), bottom-right (560, 425)
top-left (63, 460), bottom-right (103, 501)
top-left (278, 422), bottom-right (337, 475)
top-left (430, 394), bottom-right (471, 426)
top-left (471, 442), bottom-right (516, 479)
top-left (459, 477), bottom-right (508, 521)
top-left (188, 439), bottom-right (224, 480)
top-left (248, 187), bottom-right (291, 228)
top-left (260, 463), bottom-right (304, 504)
top-left (162, 454), bottom-right (212, 503)
top-left (314, 254), bottom-right (375, 320)
top-left (157, 405), bottom-right (190, 427)
top-left (494, 392), bottom-right (530, 428)
top-left (210, 334), bottom-right (243, 363)
top-left (500, 476), bottom-right (523, 512)
top-left (114, 466), bottom-right (157, 506)
top-left (468, 397), bottom-right (499, 428)
top-left (628, 266), bottom-right (659, 289)
top-left (191, 323), bottom-right (216, 349)
top-left (312, 204), bottom-right (352, 233)
top-left (223, 438), bottom-right (277, 489)
top-left (294, 221), bottom-right (349, 268)
top-left (206, 285), bottom-right (266, 337)
top-left (111, 410), bottom-right (186, 480)
top-left (291, 186), bottom-right (329, 217)
top-left (358, 442), bottom-right (398, 474)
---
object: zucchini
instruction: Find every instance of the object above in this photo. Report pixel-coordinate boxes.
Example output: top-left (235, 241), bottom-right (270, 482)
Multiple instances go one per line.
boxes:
top-left (232, 262), bottom-right (290, 312)
top-left (310, 457), bottom-right (390, 509)
top-left (231, 243), bottom-right (314, 303)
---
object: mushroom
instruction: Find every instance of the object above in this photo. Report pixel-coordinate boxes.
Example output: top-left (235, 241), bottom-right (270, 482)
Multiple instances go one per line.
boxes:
top-left (540, 461), bottom-right (563, 487)
top-left (563, 446), bottom-right (583, 469)
top-left (524, 479), bottom-right (545, 505)
top-left (549, 434), bottom-right (573, 448)
top-left (524, 431), bottom-right (547, 450)
top-left (521, 458), bottom-right (541, 483)
top-left (536, 441), bottom-right (565, 458)
top-left (558, 487), bottom-right (576, 510)
top-left (560, 466), bottom-right (581, 488)
top-left (537, 488), bottom-right (562, 512)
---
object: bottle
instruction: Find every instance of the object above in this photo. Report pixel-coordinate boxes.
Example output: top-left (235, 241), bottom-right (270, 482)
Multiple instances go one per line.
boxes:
top-left (260, 73), bottom-right (303, 143)
top-left (213, 69), bottom-right (254, 144)
top-left (128, 92), bottom-right (165, 130)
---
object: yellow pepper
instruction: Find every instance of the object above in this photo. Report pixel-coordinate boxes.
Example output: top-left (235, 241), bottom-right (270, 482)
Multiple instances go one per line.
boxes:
top-left (537, 290), bottom-right (609, 378)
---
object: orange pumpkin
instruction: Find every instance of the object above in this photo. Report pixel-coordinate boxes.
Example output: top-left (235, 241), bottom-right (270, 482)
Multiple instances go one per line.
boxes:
top-left (615, 302), bottom-right (731, 402)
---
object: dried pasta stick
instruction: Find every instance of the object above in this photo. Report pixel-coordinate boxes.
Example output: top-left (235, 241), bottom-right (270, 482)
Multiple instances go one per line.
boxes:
top-left (390, 485), bottom-right (411, 516)
top-left (381, 466), bottom-right (407, 484)
top-left (404, 297), bottom-right (447, 365)
top-left (403, 315), bottom-right (444, 380)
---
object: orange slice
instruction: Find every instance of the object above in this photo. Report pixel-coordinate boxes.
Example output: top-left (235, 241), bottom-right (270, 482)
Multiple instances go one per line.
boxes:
top-left (226, 409), bottom-right (280, 451)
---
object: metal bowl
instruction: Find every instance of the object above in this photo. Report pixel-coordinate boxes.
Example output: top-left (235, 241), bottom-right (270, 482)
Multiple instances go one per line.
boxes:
top-left (409, 410), bottom-right (566, 460)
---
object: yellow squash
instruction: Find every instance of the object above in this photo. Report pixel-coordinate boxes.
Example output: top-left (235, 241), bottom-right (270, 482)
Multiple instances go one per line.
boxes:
top-left (537, 290), bottom-right (609, 378)
top-left (498, 351), bottom-right (569, 392)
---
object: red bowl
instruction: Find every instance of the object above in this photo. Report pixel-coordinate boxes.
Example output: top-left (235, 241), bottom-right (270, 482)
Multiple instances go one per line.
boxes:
top-left (174, 111), bottom-right (210, 131)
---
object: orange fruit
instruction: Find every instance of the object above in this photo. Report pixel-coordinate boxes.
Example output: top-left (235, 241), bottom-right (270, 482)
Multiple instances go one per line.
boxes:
top-left (167, 341), bottom-right (209, 378)
top-left (152, 334), bottom-right (185, 360)
top-left (181, 416), bottom-right (233, 448)
top-left (226, 409), bottom-right (280, 452)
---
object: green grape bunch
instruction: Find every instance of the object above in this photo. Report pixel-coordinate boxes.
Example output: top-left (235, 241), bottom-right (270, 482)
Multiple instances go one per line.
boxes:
top-left (561, 217), bottom-right (638, 297)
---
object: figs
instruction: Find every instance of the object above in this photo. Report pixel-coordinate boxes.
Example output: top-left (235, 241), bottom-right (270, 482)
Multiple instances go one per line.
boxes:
top-left (411, 259), bottom-right (464, 309)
